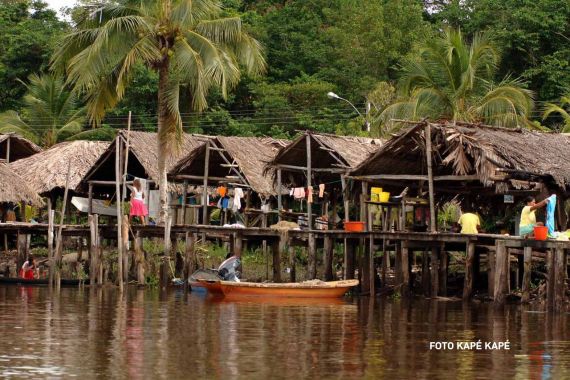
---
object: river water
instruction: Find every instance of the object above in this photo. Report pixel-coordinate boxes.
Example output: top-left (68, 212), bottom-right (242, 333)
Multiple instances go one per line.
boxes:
top-left (0, 286), bottom-right (569, 379)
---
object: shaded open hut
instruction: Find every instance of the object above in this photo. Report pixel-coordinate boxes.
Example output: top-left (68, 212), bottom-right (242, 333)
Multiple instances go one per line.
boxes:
top-left (267, 131), bottom-right (382, 228)
top-left (169, 136), bottom-right (288, 226)
top-left (0, 163), bottom-right (43, 207)
top-left (0, 133), bottom-right (41, 163)
top-left (351, 121), bottom-right (570, 232)
top-left (81, 131), bottom-right (203, 218)
top-left (9, 140), bottom-right (109, 204)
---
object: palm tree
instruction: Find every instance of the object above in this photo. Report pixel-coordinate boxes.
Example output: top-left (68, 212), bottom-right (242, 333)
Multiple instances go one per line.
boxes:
top-left (51, 0), bottom-right (266, 223)
top-left (0, 73), bottom-right (86, 147)
top-left (377, 29), bottom-right (534, 134)
top-left (543, 94), bottom-right (570, 132)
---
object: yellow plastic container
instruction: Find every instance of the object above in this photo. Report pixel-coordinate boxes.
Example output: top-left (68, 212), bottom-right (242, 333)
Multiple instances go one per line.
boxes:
top-left (371, 193), bottom-right (379, 202)
top-left (379, 192), bottom-right (390, 202)
top-left (371, 187), bottom-right (383, 196)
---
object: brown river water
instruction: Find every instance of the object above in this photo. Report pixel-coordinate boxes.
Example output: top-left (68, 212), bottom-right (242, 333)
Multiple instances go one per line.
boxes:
top-left (0, 285), bottom-right (569, 379)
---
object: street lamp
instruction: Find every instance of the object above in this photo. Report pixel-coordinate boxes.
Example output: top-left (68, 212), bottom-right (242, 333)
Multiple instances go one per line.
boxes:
top-left (327, 91), bottom-right (370, 132)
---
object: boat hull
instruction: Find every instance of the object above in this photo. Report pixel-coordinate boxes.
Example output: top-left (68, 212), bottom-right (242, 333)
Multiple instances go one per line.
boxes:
top-left (206, 280), bottom-right (359, 299)
top-left (190, 280), bottom-right (225, 296)
top-left (0, 277), bottom-right (89, 286)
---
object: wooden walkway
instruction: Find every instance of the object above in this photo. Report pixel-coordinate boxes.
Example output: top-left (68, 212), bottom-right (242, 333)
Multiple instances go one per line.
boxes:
top-left (1, 222), bottom-right (568, 309)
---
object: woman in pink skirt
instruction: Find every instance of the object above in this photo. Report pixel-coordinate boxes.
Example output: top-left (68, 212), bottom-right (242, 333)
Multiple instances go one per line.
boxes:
top-left (129, 178), bottom-right (148, 225)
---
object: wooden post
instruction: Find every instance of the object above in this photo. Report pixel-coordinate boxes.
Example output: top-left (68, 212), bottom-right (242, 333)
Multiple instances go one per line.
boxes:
top-left (181, 180), bottom-right (188, 224)
top-left (487, 248), bottom-right (495, 296)
top-left (121, 111), bottom-right (132, 202)
top-left (115, 136), bottom-right (124, 293)
top-left (381, 238), bottom-right (389, 286)
top-left (324, 235), bottom-right (334, 281)
top-left (16, 232), bottom-right (28, 271)
top-left (122, 218), bottom-right (129, 282)
top-left (277, 169), bottom-right (282, 221)
top-left (421, 249), bottom-right (430, 296)
top-left (360, 182), bottom-right (368, 230)
top-left (288, 244), bottom-right (296, 282)
top-left (88, 183), bottom-right (93, 215)
top-left (425, 123), bottom-right (436, 232)
top-left (430, 247), bottom-right (440, 297)
top-left (308, 232), bottom-right (317, 279)
top-left (439, 248), bottom-right (448, 296)
top-left (463, 241), bottom-right (476, 300)
top-left (546, 248), bottom-right (555, 309)
top-left (233, 232), bottom-right (243, 258)
top-left (202, 141), bottom-right (210, 225)
top-left (554, 245), bottom-right (567, 310)
top-left (272, 240), bottom-right (282, 283)
top-left (493, 240), bottom-right (507, 303)
top-left (5, 135), bottom-right (10, 163)
top-left (345, 240), bottom-right (355, 280)
top-left (47, 199), bottom-right (54, 266)
top-left (360, 239), bottom-right (370, 296)
top-left (401, 240), bottom-right (410, 296)
top-left (306, 134), bottom-right (312, 229)
top-left (395, 241), bottom-right (402, 285)
top-left (521, 246), bottom-right (532, 303)
top-left (135, 231), bottom-right (145, 286)
top-left (53, 162), bottom-right (72, 287)
top-left (183, 232), bottom-right (195, 292)
top-left (369, 235), bottom-right (375, 296)
top-left (89, 214), bottom-right (99, 285)
top-left (341, 175), bottom-right (351, 279)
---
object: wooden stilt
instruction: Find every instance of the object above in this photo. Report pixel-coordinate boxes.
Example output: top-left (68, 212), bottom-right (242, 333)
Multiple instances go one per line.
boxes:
top-left (233, 232), bottom-right (243, 258)
top-left (306, 134), bottom-right (312, 229)
top-left (463, 241), bottom-right (475, 300)
top-left (395, 241), bottom-right (402, 285)
top-left (554, 245), bottom-right (567, 309)
top-left (546, 248), bottom-right (555, 309)
top-left (53, 163), bottom-right (72, 288)
top-left (277, 169), bottom-right (282, 221)
top-left (16, 232), bottom-right (28, 271)
top-left (272, 240), bottom-right (282, 283)
top-left (521, 246), bottom-right (532, 303)
top-left (381, 238), bottom-right (389, 286)
top-left (47, 200), bottom-right (54, 274)
top-left (487, 248), bottom-right (495, 296)
top-left (288, 244), bottom-right (296, 282)
top-left (493, 240), bottom-right (508, 303)
top-left (345, 240), bottom-right (355, 280)
top-left (135, 231), bottom-right (146, 286)
top-left (439, 248), bottom-right (448, 296)
top-left (369, 235), bottom-right (375, 296)
top-left (361, 238), bottom-right (370, 296)
top-left (114, 137), bottom-right (124, 292)
top-left (401, 240), bottom-right (410, 296)
top-left (324, 235), bottom-right (334, 281)
top-left (422, 249), bottom-right (430, 296)
top-left (308, 233), bottom-right (317, 279)
top-left (430, 247), bottom-right (440, 297)
top-left (425, 123), bottom-right (436, 233)
top-left (122, 218), bottom-right (129, 283)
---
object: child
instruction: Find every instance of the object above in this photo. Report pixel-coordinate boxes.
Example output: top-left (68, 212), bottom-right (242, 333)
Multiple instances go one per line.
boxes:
top-left (20, 256), bottom-right (35, 279)
top-left (129, 178), bottom-right (148, 225)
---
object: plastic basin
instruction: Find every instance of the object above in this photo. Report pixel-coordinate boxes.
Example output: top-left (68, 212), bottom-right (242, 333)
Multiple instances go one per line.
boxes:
top-left (344, 221), bottom-right (365, 232)
top-left (534, 226), bottom-right (548, 240)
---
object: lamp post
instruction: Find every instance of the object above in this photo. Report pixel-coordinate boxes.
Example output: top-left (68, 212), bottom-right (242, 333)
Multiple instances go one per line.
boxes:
top-left (327, 91), bottom-right (370, 132)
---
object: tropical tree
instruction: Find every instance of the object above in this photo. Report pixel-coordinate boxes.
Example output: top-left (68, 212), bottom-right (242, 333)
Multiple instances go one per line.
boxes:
top-left (0, 73), bottom-right (86, 147)
top-left (51, 0), bottom-right (265, 222)
top-left (377, 29), bottom-right (534, 134)
top-left (543, 93), bottom-right (570, 132)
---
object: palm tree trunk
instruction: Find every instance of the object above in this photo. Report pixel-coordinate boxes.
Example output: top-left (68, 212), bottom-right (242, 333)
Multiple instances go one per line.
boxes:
top-left (157, 63), bottom-right (169, 226)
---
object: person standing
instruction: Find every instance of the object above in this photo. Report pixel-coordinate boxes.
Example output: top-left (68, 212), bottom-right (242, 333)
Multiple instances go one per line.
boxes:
top-left (129, 179), bottom-right (148, 225)
top-left (458, 206), bottom-right (481, 234)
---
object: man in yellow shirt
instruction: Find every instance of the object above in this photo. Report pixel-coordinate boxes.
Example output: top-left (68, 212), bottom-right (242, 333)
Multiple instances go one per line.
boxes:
top-left (519, 196), bottom-right (549, 236)
top-left (458, 206), bottom-right (481, 234)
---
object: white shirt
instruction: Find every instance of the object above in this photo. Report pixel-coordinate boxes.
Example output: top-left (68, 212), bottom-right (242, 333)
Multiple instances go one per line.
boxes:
top-left (131, 188), bottom-right (143, 201)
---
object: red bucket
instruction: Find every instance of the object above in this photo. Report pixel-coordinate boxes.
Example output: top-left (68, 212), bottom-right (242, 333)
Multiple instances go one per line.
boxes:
top-left (344, 221), bottom-right (365, 232)
top-left (534, 226), bottom-right (548, 241)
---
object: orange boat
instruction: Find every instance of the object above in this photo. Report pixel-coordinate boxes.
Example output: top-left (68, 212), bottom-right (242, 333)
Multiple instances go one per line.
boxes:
top-left (203, 279), bottom-right (359, 299)
top-left (191, 279), bottom-right (225, 296)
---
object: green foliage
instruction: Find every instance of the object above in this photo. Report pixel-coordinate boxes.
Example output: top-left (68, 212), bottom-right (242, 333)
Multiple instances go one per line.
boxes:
top-left (543, 94), bottom-right (570, 132)
top-left (0, 73), bottom-right (86, 147)
top-left (379, 29), bottom-right (535, 132)
top-left (0, 0), bottom-right (67, 111)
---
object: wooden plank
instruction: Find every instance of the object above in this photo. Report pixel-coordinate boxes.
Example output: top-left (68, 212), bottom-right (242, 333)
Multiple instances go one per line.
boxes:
top-left (488, 247), bottom-right (495, 296)
top-left (277, 169), bottom-right (282, 221)
top-left (89, 214), bottom-right (99, 286)
top-left (324, 235), bottom-right (334, 281)
top-left (115, 136), bottom-right (124, 293)
top-left (421, 249), bottom-right (430, 296)
top-left (369, 235), bottom-right (375, 296)
top-left (202, 141), bottom-right (210, 225)
top-left (135, 231), bottom-right (145, 286)
top-left (308, 233), bottom-right (317, 279)
top-left (439, 248), bottom-right (448, 296)
top-left (350, 174), bottom-right (428, 181)
top-left (463, 242), bottom-right (475, 300)
top-left (88, 183), bottom-right (93, 215)
top-left (521, 246), bottom-right (532, 303)
top-left (493, 240), bottom-right (507, 303)
top-left (274, 163), bottom-right (346, 173)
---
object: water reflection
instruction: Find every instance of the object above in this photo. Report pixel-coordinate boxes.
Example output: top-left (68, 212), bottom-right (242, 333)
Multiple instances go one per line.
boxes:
top-left (0, 286), bottom-right (568, 379)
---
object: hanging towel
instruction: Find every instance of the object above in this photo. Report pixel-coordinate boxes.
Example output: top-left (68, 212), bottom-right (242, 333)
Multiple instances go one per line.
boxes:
top-left (233, 188), bottom-right (244, 212)
top-left (293, 187), bottom-right (305, 199)
top-left (222, 197), bottom-right (230, 210)
top-left (546, 194), bottom-right (557, 236)
top-left (307, 186), bottom-right (313, 203)
top-left (290, 188), bottom-right (294, 196)
top-left (319, 184), bottom-right (325, 198)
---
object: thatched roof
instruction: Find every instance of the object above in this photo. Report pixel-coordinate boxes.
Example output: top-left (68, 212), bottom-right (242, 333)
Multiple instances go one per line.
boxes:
top-left (352, 121), bottom-right (570, 193)
top-left (169, 136), bottom-right (288, 197)
top-left (0, 133), bottom-right (42, 162)
top-left (9, 140), bottom-right (109, 195)
top-left (0, 163), bottom-right (43, 206)
top-left (269, 131), bottom-right (382, 171)
top-left (82, 131), bottom-right (204, 188)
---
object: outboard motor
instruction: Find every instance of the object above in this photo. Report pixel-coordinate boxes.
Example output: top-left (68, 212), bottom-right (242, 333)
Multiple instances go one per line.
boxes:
top-left (217, 256), bottom-right (241, 282)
